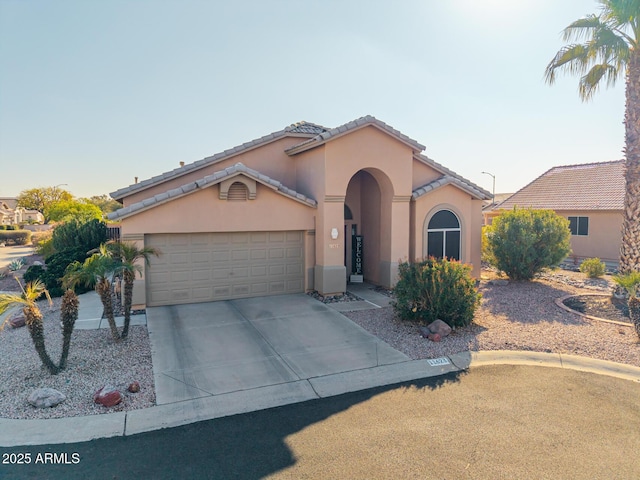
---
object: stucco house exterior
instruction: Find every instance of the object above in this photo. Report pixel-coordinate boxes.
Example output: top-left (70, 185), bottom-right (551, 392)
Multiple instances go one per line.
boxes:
top-left (108, 116), bottom-right (490, 307)
top-left (484, 160), bottom-right (624, 267)
top-left (0, 198), bottom-right (45, 225)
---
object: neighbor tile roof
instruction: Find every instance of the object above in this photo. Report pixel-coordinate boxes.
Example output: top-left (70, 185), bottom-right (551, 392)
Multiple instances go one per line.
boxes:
top-left (284, 115), bottom-right (425, 155)
top-left (108, 162), bottom-right (316, 221)
top-left (496, 160), bottom-right (624, 211)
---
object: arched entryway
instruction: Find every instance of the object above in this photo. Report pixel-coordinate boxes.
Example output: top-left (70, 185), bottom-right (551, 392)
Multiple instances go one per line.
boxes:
top-left (344, 169), bottom-right (394, 286)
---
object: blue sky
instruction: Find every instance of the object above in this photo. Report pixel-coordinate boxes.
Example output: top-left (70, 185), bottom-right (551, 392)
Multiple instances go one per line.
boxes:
top-left (0, 0), bottom-right (625, 199)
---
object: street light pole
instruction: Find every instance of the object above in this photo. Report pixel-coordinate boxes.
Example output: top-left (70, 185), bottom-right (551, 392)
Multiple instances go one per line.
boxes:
top-left (481, 172), bottom-right (495, 206)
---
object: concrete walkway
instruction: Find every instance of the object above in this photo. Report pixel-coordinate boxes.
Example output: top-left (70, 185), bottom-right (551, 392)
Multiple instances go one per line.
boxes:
top-left (1, 287), bottom-right (640, 448)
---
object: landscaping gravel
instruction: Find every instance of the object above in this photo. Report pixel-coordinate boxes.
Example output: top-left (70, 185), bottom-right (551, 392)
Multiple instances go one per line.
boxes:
top-left (345, 272), bottom-right (640, 367)
top-left (0, 297), bottom-right (155, 420)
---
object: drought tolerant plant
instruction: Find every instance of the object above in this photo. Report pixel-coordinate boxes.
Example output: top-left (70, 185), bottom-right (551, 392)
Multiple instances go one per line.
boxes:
top-left (63, 245), bottom-right (121, 342)
top-left (485, 208), bottom-right (571, 281)
top-left (0, 280), bottom-right (59, 374)
top-left (8, 258), bottom-right (25, 272)
top-left (58, 289), bottom-right (79, 370)
top-left (579, 258), bottom-right (606, 278)
top-left (107, 241), bottom-right (159, 339)
top-left (613, 271), bottom-right (640, 337)
top-left (391, 257), bottom-right (481, 328)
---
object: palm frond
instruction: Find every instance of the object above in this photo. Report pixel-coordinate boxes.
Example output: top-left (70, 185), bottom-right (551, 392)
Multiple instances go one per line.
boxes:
top-left (545, 44), bottom-right (591, 84)
top-left (579, 63), bottom-right (620, 100)
top-left (562, 14), bottom-right (603, 42)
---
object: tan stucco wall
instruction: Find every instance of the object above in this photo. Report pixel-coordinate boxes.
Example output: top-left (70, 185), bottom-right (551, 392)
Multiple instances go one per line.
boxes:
top-left (412, 184), bottom-right (483, 277)
top-left (559, 210), bottom-right (622, 264)
top-left (124, 137), bottom-right (305, 207)
top-left (120, 183), bottom-right (316, 304)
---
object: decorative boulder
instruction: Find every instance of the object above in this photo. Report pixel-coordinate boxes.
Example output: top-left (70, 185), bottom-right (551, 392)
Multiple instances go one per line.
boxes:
top-left (33, 261), bottom-right (44, 266)
top-left (427, 319), bottom-right (452, 338)
top-left (28, 388), bottom-right (66, 408)
top-left (128, 381), bottom-right (140, 393)
top-left (94, 385), bottom-right (123, 407)
top-left (9, 313), bottom-right (26, 328)
top-left (427, 333), bottom-right (442, 342)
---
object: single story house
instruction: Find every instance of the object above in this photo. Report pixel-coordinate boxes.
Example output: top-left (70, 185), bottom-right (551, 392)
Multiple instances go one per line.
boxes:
top-left (108, 116), bottom-right (491, 307)
top-left (484, 160), bottom-right (624, 267)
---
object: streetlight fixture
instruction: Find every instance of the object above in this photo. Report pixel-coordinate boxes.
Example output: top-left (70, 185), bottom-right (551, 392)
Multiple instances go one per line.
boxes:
top-left (481, 172), bottom-right (495, 206)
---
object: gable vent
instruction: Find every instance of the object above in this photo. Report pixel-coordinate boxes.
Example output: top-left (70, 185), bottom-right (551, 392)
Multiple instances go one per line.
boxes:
top-left (228, 182), bottom-right (248, 201)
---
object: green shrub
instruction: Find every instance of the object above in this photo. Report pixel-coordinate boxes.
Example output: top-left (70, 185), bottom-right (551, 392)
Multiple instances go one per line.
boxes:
top-left (26, 247), bottom-right (93, 297)
top-left (0, 230), bottom-right (32, 245)
top-left (579, 258), bottom-right (606, 278)
top-left (32, 231), bottom-right (56, 259)
top-left (391, 257), bottom-right (481, 328)
top-left (485, 208), bottom-right (571, 281)
top-left (481, 225), bottom-right (494, 264)
top-left (613, 271), bottom-right (640, 298)
top-left (52, 219), bottom-right (107, 254)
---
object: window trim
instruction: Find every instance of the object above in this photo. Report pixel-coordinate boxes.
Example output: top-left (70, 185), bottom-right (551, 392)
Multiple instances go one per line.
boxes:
top-left (427, 209), bottom-right (461, 260)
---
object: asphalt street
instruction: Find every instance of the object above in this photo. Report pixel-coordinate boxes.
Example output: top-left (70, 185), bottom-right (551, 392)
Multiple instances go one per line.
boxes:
top-left (2, 364), bottom-right (639, 480)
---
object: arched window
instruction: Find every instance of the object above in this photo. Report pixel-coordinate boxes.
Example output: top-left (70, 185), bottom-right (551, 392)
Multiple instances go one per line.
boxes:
top-left (427, 210), bottom-right (460, 260)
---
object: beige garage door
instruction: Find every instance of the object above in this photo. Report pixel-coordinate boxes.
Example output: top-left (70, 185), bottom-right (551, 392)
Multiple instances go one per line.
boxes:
top-left (145, 231), bottom-right (304, 306)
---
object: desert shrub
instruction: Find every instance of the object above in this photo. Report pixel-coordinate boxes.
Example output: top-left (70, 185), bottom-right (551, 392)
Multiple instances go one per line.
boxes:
top-left (24, 265), bottom-right (45, 284)
top-left (391, 257), bottom-right (481, 328)
top-left (485, 208), bottom-right (571, 281)
top-left (26, 247), bottom-right (93, 297)
top-left (0, 230), bottom-right (32, 245)
top-left (31, 230), bottom-right (56, 258)
top-left (52, 218), bottom-right (107, 254)
top-left (481, 225), bottom-right (494, 264)
top-left (579, 258), bottom-right (606, 278)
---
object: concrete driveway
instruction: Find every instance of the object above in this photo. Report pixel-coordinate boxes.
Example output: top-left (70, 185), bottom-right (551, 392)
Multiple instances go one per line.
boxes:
top-left (147, 293), bottom-right (409, 405)
top-left (0, 244), bottom-right (34, 270)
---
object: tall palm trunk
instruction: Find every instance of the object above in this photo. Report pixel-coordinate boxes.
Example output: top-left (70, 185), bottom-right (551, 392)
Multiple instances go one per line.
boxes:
top-left (96, 280), bottom-right (120, 341)
top-left (620, 49), bottom-right (640, 273)
top-left (24, 305), bottom-right (59, 375)
top-left (59, 289), bottom-right (79, 370)
top-left (121, 271), bottom-right (134, 339)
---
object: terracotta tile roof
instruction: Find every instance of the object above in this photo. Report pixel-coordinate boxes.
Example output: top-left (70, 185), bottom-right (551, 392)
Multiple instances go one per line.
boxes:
top-left (284, 115), bottom-right (425, 155)
top-left (496, 160), bottom-right (624, 211)
top-left (108, 163), bottom-right (316, 221)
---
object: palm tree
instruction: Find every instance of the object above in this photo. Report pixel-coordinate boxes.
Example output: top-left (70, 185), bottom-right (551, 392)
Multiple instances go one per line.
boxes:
top-left (63, 245), bottom-right (121, 341)
top-left (107, 241), bottom-right (159, 339)
top-left (0, 280), bottom-right (59, 374)
top-left (59, 289), bottom-right (79, 369)
top-left (544, 0), bottom-right (640, 273)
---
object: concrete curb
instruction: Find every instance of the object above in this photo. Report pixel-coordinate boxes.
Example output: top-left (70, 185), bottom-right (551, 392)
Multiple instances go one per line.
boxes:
top-left (1, 350), bottom-right (639, 447)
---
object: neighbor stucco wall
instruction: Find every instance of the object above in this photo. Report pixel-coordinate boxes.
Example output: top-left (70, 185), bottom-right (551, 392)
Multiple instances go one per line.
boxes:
top-left (558, 210), bottom-right (622, 265)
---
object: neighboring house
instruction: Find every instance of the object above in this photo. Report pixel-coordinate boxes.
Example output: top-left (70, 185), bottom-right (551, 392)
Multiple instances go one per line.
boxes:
top-left (108, 115), bottom-right (491, 307)
top-left (482, 193), bottom-right (513, 225)
top-left (0, 198), bottom-right (45, 225)
top-left (484, 160), bottom-right (624, 267)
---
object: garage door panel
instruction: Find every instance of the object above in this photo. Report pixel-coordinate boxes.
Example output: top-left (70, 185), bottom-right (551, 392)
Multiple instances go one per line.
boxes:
top-left (146, 231), bottom-right (304, 306)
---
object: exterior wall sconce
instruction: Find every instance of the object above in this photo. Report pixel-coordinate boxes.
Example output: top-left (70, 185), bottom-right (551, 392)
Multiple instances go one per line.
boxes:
top-left (330, 228), bottom-right (339, 239)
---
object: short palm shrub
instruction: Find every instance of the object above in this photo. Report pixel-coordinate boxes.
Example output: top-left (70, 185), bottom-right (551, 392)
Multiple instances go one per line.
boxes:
top-left (485, 208), bottom-right (571, 281)
top-left (391, 257), bottom-right (481, 328)
top-left (613, 271), bottom-right (640, 337)
top-left (579, 258), bottom-right (606, 278)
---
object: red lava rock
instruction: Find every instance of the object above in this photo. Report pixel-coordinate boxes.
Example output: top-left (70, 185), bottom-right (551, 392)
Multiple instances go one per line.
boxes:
top-left (94, 385), bottom-right (123, 407)
top-left (427, 333), bottom-right (442, 342)
top-left (427, 319), bottom-right (452, 337)
top-left (128, 381), bottom-right (140, 393)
